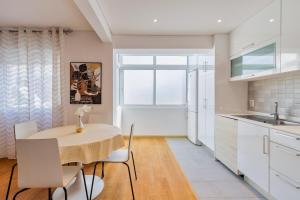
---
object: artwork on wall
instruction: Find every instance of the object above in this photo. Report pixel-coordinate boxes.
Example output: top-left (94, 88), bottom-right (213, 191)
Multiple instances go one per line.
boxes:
top-left (70, 62), bottom-right (102, 104)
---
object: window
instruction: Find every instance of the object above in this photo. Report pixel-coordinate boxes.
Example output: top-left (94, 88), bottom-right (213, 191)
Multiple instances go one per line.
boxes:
top-left (123, 70), bottom-right (154, 105)
top-left (122, 55), bottom-right (153, 65)
top-left (156, 70), bottom-right (186, 105)
top-left (119, 54), bottom-right (206, 106)
top-left (156, 56), bottom-right (187, 65)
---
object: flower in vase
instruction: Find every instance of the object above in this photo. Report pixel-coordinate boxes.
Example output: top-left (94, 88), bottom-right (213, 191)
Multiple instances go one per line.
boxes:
top-left (75, 105), bottom-right (92, 117)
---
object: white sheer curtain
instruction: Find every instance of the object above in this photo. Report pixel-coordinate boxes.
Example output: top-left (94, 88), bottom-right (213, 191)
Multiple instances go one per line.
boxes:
top-left (0, 28), bottom-right (65, 158)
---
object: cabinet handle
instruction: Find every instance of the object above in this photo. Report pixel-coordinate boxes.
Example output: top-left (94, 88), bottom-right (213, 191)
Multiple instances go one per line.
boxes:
top-left (275, 145), bottom-right (300, 157)
top-left (275, 173), bottom-right (300, 189)
top-left (263, 135), bottom-right (269, 154)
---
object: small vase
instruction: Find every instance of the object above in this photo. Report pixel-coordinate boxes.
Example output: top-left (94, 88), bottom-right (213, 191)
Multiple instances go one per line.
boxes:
top-left (76, 116), bottom-right (84, 133)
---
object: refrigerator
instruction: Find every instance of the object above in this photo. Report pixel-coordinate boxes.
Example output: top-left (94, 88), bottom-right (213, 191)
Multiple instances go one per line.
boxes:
top-left (187, 69), bottom-right (200, 145)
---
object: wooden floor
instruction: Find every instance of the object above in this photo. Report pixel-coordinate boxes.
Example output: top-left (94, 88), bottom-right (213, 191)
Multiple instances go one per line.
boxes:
top-left (0, 137), bottom-right (197, 200)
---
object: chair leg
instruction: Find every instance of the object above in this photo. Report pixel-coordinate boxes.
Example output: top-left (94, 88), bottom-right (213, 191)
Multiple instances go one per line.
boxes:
top-left (81, 168), bottom-right (89, 200)
top-left (89, 162), bottom-right (98, 200)
top-left (48, 188), bottom-right (52, 200)
top-left (101, 162), bottom-right (104, 179)
top-left (12, 188), bottom-right (29, 200)
top-left (63, 187), bottom-right (67, 200)
top-left (123, 162), bottom-right (135, 200)
top-left (6, 163), bottom-right (17, 200)
top-left (131, 151), bottom-right (137, 180)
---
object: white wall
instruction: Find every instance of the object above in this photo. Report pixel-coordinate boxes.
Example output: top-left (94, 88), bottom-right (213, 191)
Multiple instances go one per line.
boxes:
top-left (63, 31), bottom-right (113, 125)
top-left (113, 35), bottom-right (213, 49)
top-left (121, 107), bottom-right (187, 135)
top-left (214, 34), bottom-right (248, 114)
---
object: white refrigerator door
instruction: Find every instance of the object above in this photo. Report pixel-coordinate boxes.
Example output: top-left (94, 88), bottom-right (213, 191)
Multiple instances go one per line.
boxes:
top-left (187, 111), bottom-right (198, 144)
top-left (187, 70), bottom-right (198, 112)
top-left (197, 69), bottom-right (206, 144)
top-left (205, 70), bottom-right (215, 151)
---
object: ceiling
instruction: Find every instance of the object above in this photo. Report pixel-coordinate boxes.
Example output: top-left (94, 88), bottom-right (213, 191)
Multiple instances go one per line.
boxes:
top-left (97, 0), bottom-right (274, 35)
top-left (0, 0), bottom-right (91, 30)
top-left (0, 0), bottom-right (274, 35)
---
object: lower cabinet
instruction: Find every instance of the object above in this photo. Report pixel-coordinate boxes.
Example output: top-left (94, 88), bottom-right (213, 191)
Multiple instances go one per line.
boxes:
top-left (236, 121), bottom-right (300, 199)
top-left (237, 121), bottom-right (269, 192)
top-left (270, 129), bottom-right (300, 199)
top-left (215, 115), bottom-right (238, 174)
top-left (270, 170), bottom-right (300, 200)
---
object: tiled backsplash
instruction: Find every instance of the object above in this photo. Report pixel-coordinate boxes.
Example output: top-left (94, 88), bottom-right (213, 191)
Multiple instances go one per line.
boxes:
top-left (248, 72), bottom-right (300, 117)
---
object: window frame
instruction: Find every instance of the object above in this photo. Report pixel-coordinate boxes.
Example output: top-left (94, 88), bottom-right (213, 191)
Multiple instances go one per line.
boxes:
top-left (119, 54), bottom-right (190, 107)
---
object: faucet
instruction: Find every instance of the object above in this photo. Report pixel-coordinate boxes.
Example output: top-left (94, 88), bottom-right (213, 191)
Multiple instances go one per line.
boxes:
top-left (271, 102), bottom-right (279, 121)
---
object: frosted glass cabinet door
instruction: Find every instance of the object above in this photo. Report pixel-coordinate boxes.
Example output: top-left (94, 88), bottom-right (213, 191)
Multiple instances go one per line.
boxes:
top-left (281, 0), bottom-right (300, 72)
top-left (231, 43), bottom-right (276, 77)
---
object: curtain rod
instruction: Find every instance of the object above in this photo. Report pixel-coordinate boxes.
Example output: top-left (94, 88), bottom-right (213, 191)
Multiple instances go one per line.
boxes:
top-left (0, 27), bottom-right (73, 34)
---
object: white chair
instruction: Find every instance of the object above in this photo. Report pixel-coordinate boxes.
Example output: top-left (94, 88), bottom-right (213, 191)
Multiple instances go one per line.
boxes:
top-left (90, 124), bottom-right (137, 200)
top-left (13, 138), bottom-right (88, 200)
top-left (6, 121), bottom-right (38, 200)
top-left (88, 113), bottom-right (109, 124)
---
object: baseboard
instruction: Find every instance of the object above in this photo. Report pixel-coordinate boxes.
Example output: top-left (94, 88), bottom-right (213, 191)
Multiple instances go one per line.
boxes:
top-left (244, 176), bottom-right (274, 200)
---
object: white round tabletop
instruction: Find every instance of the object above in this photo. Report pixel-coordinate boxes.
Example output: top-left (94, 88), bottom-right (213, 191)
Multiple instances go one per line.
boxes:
top-left (29, 123), bottom-right (125, 164)
top-left (28, 123), bottom-right (124, 200)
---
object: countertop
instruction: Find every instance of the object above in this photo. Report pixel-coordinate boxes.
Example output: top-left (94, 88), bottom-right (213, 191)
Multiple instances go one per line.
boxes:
top-left (217, 113), bottom-right (300, 137)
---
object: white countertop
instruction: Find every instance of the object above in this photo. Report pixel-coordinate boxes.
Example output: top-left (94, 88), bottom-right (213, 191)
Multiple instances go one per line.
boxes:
top-left (217, 113), bottom-right (300, 137)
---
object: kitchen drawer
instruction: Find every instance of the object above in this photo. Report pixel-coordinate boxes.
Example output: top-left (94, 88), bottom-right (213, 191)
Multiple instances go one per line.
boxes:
top-left (270, 142), bottom-right (300, 183)
top-left (270, 169), bottom-right (300, 200)
top-left (270, 129), bottom-right (300, 151)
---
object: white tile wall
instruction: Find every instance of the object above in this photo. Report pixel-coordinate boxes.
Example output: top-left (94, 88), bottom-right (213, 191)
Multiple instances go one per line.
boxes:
top-left (249, 72), bottom-right (300, 117)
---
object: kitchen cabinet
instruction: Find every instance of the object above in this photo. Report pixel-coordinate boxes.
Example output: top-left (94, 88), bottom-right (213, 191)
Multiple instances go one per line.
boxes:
top-left (281, 0), bottom-right (300, 72)
top-left (270, 170), bottom-right (300, 200)
top-left (187, 54), bottom-right (214, 147)
top-left (198, 64), bottom-right (215, 151)
top-left (215, 115), bottom-right (238, 174)
top-left (269, 129), bottom-right (300, 200)
top-left (230, 43), bottom-right (277, 79)
top-left (187, 69), bottom-right (198, 144)
top-left (230, 0), bottom-right (281, 58)
top-left (237, 121), bottom-right (269, 192)
top-left (187, 111), bottom-right (197, 145)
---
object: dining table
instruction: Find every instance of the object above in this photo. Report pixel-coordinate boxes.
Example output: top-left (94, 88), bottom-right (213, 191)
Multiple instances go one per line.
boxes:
top-left (28, 123), bottom-right (125, 200)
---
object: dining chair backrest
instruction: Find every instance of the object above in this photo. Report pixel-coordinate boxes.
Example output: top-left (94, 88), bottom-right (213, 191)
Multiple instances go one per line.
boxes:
top-left (16, 138), bottom-right (64, 188)
top-left (88, 113), bottom-right (109, 124)
top-left (14, 121), bottom-right (38, 139)
top-left (128, 123), bottom-right (135, 155)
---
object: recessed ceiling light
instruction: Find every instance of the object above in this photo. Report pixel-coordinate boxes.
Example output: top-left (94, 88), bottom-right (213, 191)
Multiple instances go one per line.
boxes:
top-left (217, 19), bottom-right (222, 23)
top-left (153, 19), bottom-right (159, 23)
top-left (269, 18), bottom-right (275, 23)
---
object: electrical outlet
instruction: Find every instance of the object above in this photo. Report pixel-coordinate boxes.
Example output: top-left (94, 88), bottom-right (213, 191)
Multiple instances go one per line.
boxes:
top-left (249, 100), bottom-right (255, 108)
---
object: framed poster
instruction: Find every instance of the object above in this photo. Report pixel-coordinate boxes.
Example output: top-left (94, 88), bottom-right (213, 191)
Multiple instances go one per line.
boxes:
top-left (70, 62), bottom-right (102, 104)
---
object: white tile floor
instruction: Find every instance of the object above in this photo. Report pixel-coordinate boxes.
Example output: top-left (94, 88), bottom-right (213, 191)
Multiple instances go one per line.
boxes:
top-left (167, 138), bottom-right (266, 200)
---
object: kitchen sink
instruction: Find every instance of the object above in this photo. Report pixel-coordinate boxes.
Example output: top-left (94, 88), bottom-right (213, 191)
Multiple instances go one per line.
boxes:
top-left (232, 115), bottom-right (300, 125)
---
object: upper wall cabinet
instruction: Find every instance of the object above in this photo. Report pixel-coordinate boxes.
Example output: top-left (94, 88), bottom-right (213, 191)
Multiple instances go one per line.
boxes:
top-left (281, 0), bottom-right (300, 72)
top-left (230, 0), bottom-right (281, 58)
top-left (231, 43), bottom-right (277, 79)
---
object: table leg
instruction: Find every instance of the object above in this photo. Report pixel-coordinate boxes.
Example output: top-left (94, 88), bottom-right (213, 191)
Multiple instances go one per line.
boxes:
top-left (52, 167), bottom-right (104, 200)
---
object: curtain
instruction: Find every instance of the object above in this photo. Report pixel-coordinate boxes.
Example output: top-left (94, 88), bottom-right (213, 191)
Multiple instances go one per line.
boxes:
top-left (0, 28), bottom-right (65, 158)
